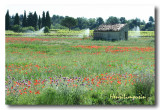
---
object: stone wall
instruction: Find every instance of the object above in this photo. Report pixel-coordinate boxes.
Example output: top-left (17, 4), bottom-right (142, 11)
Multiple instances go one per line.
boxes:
top-left (93, 25), bottom-right (128, 41)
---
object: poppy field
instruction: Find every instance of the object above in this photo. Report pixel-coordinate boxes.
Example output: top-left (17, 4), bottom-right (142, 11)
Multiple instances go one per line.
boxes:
top-left (5, 36), bottom-right (155, 105)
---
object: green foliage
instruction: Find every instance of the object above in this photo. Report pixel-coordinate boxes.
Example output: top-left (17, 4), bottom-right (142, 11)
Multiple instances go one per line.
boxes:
top-left (11, 25), bottom-right (35, 33)
top-left (106, 16), bottom-right (119, 25)
top-left (140, 25), bottom-right (146, 31)
top-left (21, 26), bottom-right (35, 32)
top-left (96, 17), bottom-right (104, 26)
top-left (36, 88), bottom-right (56, 104)
top-left (88, 18), bottom-right (97, 29)
top-left (45, 11), bottom-right (51, 29)
top-left (52, 15), bottom-right (65, 26)
top-left (149, 16), bottom-right (154, 22)
top-left (5, 10), bottom-right (10, 30)
top-left (145, 22), bottom-right (154, 31)
top-left (38, 15), bottom-right (42, 29)
top-left (27, 12), bottom-right (33, 27)
top-left (77, 17), bottom-right (89, 29)
top-left (134, 74), bottom-right (154, 99)
top-left (128, 18), bottom-right (141, 30)
top-left (11, 25), bottom-right (22, 32)
top-left (14, 13), bottom-right (20, 25)
top-left (22, 11), bottom-right (27, 27)
top-left (33, 11), bottom-right (38, 30)
top-left (44, 26), bottom-right (50, 33)
top-left (128, 17), bottom-right (155, 31)
top-left (5, 95), bottom-right (14, 105)
top-left (52, 24), bottom-right (67, 29)
top-left (36, 87), bottom-right (82, 105)
top-left (26, 11), bottom-right (38, 30)
top-left (120, 17), bottom-right (126, 24)
top-left (42, 11), bottom-right (46, 27)
top-left (61, 16), bottom-right (77, 31)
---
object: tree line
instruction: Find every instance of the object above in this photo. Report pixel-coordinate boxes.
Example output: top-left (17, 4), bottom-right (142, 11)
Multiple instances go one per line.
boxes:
top-left (5, 10), bottom-right (155, 32)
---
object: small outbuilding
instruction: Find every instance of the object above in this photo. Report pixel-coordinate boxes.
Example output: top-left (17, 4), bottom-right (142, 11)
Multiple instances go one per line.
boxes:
top-left (93, 24), bottom-right (128, 41)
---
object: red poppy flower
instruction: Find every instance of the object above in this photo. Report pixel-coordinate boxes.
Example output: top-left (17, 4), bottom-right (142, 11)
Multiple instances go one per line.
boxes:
top-left (117, 81), bottom-right (121, 84)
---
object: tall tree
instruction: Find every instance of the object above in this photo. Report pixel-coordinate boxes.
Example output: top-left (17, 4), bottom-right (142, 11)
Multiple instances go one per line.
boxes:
top-left (22, 11), bottom-right (27, 27)
top-left (27, 12), bottom-right (34, 27)
top-left (52, 15), bottom-right (64, 26)
top-left (106, 16), bottom-right (119, 25)
top-left (45, 11), bottom-right (51, 29)
top-left (61, 16), bottom-right (77, 31)
top-left (77, 17), bottom-right (89, 29)
top-left (5, 10), bottom-right (10, 30)
top-left (10, 15), bottom-right (15, 26)
top-left (120, 17), bottom-right (126, 24)
top-left (128, 19), bottom-right (134, 29)
top-left (132, 18), bottom-right (141, 27)
top-left (88, 18), bottom-right (96, 29)
top-left (96, 17), bottom-right (104, 26)
top-left (140, 20), bottom-right (146, 25)
top-left (38, 15), bottom-right (42, 29)
top-left (33, 11), bottom-right (38, 30)
top-left (14, 13), bottom-right (20, 25)
top-left (42, 11), bottom-right (46, 27)
top-left (149, 16), bottom-right (154, 23)
top-left (19, 14), bottom-right (23, 26)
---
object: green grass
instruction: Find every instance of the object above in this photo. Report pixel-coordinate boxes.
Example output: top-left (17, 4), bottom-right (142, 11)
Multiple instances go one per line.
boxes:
top-left (5, 36), bottom-right (155, 105)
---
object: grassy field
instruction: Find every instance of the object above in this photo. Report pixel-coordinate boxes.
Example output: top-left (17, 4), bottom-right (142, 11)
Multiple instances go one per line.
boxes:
top-left (5, 33), bottom-right (155, 105)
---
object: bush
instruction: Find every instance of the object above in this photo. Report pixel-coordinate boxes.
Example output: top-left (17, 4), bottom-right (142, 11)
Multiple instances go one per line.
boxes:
top-left (11, 25), bottom-right (36, 33)
top-left (11, 25), bottom-right (22, 32)
top-left (44, 26), bottom-right (50, 33)
top-left (73, 27), bottom-right (80, 31)
top-left (53, 24), bottom-right (67, 29)
top-left (21, 26), bottom-right (35, 33)
top-left (134, 74), bottom-right (154, 101)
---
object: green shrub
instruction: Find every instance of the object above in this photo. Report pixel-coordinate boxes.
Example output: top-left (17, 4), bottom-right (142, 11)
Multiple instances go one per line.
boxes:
top-left (53, 24), bottom-right (67, 29)
top-left (21, 26), bottom-right (35, 32)
top-left (134, 74), bottom-right (154, 100)
top-left (5, 95), bottom-right (14, 105)
top-left (36, 88), bottom-right (56, 105)
top-left (36, 87), bottom-right (83, 105)
top-left (44, 26), bottom-right (50, 33)
top-left (11, 25), bottom-right (22, 32)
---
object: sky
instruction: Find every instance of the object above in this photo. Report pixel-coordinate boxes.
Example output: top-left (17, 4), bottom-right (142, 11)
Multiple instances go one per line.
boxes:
top-left (6, 4), bottom-right (154, 22)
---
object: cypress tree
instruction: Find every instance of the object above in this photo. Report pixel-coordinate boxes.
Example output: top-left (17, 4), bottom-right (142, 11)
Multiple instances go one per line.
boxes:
top-left (27, 12), bottom-right (34, 27)
top-left (42, 11), bottom-right (46, 27)
top-left (33, 11), bottom-right (38, 30)
top-left (46, 11), bottom-right (51, 29)
top-left (22, 11), bottom-right (27, 27)
top-left (14, 13), bottom-right (20, 25)
top-left (5, 10), bottom-right (10, 30)
top-left (38, 15), bottom-right (42, 29)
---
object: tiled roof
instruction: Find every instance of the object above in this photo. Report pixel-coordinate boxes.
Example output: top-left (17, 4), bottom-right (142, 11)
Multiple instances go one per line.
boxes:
top-left (94, 24), bottom-right (127, 32)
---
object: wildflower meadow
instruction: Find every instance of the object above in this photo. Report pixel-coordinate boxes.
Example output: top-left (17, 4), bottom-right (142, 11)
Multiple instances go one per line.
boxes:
top-left (5, 34), bottom-right (155, 105)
